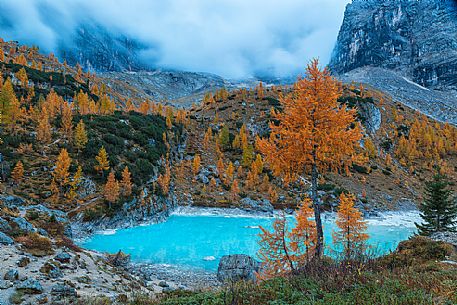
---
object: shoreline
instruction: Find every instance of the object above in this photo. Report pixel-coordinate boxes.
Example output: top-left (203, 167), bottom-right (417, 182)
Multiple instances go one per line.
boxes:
top-left (72, 206), bottom-right (422, 290)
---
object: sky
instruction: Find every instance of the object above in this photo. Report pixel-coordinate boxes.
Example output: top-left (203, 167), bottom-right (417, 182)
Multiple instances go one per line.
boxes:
top-left (0, 0), bottom-right (350, 78)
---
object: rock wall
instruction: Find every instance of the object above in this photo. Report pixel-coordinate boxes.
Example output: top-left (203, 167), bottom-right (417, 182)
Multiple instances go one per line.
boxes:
top-left (330, 0), bottom-right (457, 91)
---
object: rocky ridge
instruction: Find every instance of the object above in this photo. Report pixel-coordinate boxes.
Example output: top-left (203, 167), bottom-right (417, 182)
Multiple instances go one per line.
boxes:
top-left (330, 0), bottom-right (457, 92)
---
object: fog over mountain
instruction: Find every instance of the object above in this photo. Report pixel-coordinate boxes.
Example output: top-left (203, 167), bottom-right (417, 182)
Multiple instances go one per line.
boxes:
top-left (0, 0), bottom-right (349, 78)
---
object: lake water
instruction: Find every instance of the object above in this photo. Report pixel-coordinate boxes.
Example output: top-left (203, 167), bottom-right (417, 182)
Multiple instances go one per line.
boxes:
top-left (79, 208), bottom-right (419, 271)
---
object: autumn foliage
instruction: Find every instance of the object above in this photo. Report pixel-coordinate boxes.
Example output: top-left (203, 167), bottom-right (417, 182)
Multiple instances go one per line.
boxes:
top-left (332, 193), bottom-right (368, 260)
top-left (257, 59), bottom-right (363, 256)
top-left (258, 197), bottom-right (317, 279)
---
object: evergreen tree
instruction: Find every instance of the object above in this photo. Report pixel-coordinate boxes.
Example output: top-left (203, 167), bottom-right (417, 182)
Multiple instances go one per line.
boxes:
top-left (415, 171), bottom-right (457, 235)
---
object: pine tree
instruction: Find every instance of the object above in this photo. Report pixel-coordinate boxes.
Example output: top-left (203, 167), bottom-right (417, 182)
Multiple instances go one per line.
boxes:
top-left (104, 171), bottom-right (120, 208)
top-left (257, 60), bottom-right (363, 257)
top-left (332, 193), bottom-right (368, 260)
top-left (218, 125), bottom-right (230, 150)
top-left (11, 161), bottom-right (24, 185)
top-left (121, 166), bottom-right (132, 197)
top-left (415, 171), bottom-right (457, 235)
top-left (74, 119), bottom-right (88, 151)
top-left (95, 146), bottom-right (110, 177)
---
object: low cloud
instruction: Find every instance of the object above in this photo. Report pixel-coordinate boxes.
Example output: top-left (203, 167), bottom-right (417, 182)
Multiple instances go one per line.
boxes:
top-left (0, 0), bottom-right (349, 78)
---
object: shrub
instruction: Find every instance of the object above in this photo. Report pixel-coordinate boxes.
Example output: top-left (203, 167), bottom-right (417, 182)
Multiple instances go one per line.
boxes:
top-left (16, 232), bottom-right (53, 256)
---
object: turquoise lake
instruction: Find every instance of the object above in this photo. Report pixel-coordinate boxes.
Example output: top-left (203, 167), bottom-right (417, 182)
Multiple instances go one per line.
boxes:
top-left (79, 210), bottom-right (419, 271)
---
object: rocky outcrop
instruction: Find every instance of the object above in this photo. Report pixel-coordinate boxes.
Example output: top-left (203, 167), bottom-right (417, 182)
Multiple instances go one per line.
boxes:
top-left (217, 254), bottom-right (260, 282)
top-left (0, 232), bottom-right (13, 245)
top-left (99, 70), bottom-right (228, 108)
top-left (431, 232), bottom-right (457, 248)
top-left (240, 198), bottom-right (274, 214)
top-left (330, 0), bottom-right (457, 92)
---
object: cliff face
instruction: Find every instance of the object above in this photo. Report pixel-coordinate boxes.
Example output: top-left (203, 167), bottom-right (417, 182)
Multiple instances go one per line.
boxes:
top-left (330, 0), bottom-right (457, 91)
top-left (58, 24), bottom-right (149, 72)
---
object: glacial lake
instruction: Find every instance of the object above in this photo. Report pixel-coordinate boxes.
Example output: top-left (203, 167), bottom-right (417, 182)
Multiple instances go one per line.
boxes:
top-left (79, 208), bottom-right (419, 271)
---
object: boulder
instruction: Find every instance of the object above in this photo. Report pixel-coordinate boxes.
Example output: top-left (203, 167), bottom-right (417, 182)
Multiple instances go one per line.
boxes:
top-left (17, 279), bottom-right (43, 294)
top-left (40, 262), bottom-right (63, 279)
top-left (4, 269), bottom-right (19, 281)
top-left (11, 217), bottom-right (35, 233)
top-left (0, 232), bottom-right (13, 245)
top-left (51, 284), bottom-right (77, 298)
top-left (0, 217), bottom-right (11, 233)
top-left (240, 198), bottom-right (274, 213)
top-left (0, 195), bottom-right (25, 209)
top-left (54, 252), bottom-right (72, 264)
top-left (217, 254), bottom-right (260, 282)
top-left (17, 257), bottom-right (30, 268)
top-left (0, 280), bottom-right (12, 290)
top-left (158, 281), bottom-right (169, 288)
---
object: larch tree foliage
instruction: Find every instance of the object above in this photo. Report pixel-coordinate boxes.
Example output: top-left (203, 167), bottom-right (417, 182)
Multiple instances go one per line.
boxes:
top-left (121, 166), bottom-right (133, 197)
top-left (11, 160), bottom-right (24, 185)
top-left (258, 199), bottom-right (318, 279)
top-left (257, 60), bottom-right (363, 257)
top-left (60, 102), bottom-right (73, 141)
top-left (258, 214), bottom-right (293, 279)
top-left (104, 171), bottom-right (120, 209)
top-left (52, 148), bottom-right (72, 194)
top-left (95, 146), bottom-right (110, 177)
top-left (0, 78), bottom-right (18, 127)
top-left (192, 154), bottom-right (201, 176)
top-left (37, 106), bottom-right (52, 143)
top-left (415, 171), bottom-right (457, 235)
top-left (332, 193), bottom-right (368, 260)
top-left (15, 68), bottom-right (28, 88)
top-left (74, 119), bottom-right (88, 151)
top-left (289, 197), bottom-right (317, 265)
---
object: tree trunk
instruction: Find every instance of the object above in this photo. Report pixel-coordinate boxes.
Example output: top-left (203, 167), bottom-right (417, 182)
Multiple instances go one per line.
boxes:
top-left (311, 157), bottom-right (324, 258)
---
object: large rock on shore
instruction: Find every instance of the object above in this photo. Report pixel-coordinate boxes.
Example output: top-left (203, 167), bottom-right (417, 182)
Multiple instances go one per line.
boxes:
top-left (0, 232), bottom-right (13, 245)
top-left (240, 198), bottom-right (273, 213)
top-left (217, 254), bottom-right (260, 282)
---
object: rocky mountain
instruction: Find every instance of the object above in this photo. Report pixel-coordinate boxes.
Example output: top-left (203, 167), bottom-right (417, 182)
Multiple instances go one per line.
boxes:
top-left (99, 70), bottom-right (229, 107)
top-left (57, 24), bottom-right (149, 72)
top-left (330, 0), bottom-right (457, 92)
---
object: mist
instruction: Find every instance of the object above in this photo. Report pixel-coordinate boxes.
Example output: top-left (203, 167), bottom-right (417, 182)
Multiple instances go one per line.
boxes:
top-left (0, 0), bottom-right (350, 78)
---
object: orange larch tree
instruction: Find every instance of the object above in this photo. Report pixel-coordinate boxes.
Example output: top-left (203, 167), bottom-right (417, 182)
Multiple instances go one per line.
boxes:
top-left (104, 171), bottom-right (120, 209)
top-left (60, 102), bottom-right (73, 141)
top-left (74, 119), bottom-right (88, 151)
top-left (258, 198), bottom-right (318, 280)
top-left (258, 213), bottom-right (294, 279)
top-left (36, 107), bottom-right (52, 143)
top-left (53, 148), bottom-right (72, 193)
top-left (289, 197), bottom-right (317, 265)
top-left (332, 193), bottom-right (369, 260)
top-left (121, 166), bottom-right (133, 197)
top-left (257, 59), bottom-right (363, 257)
top-left (11, 160), bottom-right (24, 185)
top-left (192, 154), bottom-right (201, 176)
top-left (95, 146), bottom-right (110, 177)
